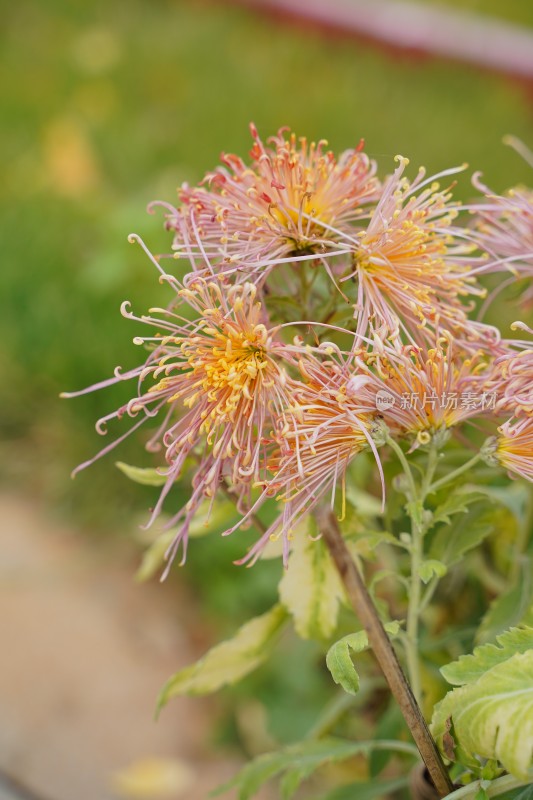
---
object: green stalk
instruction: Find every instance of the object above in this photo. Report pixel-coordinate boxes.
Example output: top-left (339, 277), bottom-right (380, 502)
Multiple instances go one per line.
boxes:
top-left (386, 435), bottom-right (418, 500)
top-left (428, 452), bottom-right (483, 494)
top-left (387, 436), bottom-right (439, 706)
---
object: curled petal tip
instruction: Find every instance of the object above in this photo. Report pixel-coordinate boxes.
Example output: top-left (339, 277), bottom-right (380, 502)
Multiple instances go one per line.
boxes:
top-left (511, 320), bottom-right (533, 335)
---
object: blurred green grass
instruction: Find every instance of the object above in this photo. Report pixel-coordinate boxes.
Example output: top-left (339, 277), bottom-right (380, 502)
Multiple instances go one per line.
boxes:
top-left (2, 0), bottom-right (533, 535)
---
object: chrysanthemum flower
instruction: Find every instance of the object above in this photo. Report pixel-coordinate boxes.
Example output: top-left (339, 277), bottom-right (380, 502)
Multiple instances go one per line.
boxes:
top-left (165, 124), bottom-right (380, 279)
top-left (471, 176), bottom-right (533, 307)
top-left (341, 156), bottom-right (488, 343)
top-left (356, 334), bottom-right (494, 445)
top-left (64, 276), bottom-right (296, 571)
top-left (224, 355), bottom-right (380, 565)
top-left (483, 346), bottom-right (533, 418)
top-left (494, 416), bottom-right (533, 483)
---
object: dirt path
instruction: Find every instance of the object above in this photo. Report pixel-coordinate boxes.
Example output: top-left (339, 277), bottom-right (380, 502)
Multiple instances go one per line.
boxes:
top-left (0, 492), bottom-right (241, 800)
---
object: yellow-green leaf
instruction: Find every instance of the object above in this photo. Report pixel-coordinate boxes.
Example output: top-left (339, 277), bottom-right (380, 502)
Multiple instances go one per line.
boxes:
top-left (157, 605), bottom-right (288, 711)
top-left (278, 519), bottom-right (344, 639)
top-left (418, 559), bottom-right (447, 585)
top-left (441, 626), bottom-right (533, 686)
top-left (431, 650), bottom-right (533, 779)
top-left (326, 622), bottom-right (400, 696)
top-left (116, 461), bottom-right (168, 486)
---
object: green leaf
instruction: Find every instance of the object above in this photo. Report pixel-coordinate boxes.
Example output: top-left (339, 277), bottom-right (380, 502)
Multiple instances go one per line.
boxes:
top-left (429, 509), bottom-right (494, 568)
top-left (507, 786), bottom-right (533, 799)
top-left (157, 605), bottom-right (287, 711)
top-left (326, 622), bottom-right (400, 696)
top-left (116, 461), bottom-right (168, 486)
top-left (430, 489), bottom-right (489, 527)
top-left (481, 780), bottom-right (533, 799)
top-left (431, 650), bottom-right (533, 779)
top-left (441, 626), bottom-right (533, 686)
top-left (278, 518), bottom-right (344, 639)
top-left (418, 559), bottom-right (447, 584)
top-left (321, 776), bottom-right (409, 800)
top-left (214, 738), bottom-right (414, 800)
top-left (477, 558), bottom-right (533, 644)
top-left (214, 738), bottom-right (370, 800)
top-left (469, 483), bottom-right (531, 529)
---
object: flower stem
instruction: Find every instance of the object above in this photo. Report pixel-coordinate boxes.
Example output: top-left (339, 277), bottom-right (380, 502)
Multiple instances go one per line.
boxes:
top-left (317, 505), bottom-right (454, 798)
top-left (386, 436), bottom-right (438, 705)
top-left (386, 435), bottom-right (418, 499)
top-left (428, 452), bottom-right (483, 494)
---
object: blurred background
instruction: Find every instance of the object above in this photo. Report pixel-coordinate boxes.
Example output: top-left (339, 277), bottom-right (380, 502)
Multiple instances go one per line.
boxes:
top-left (1, 0), bottom-right (533, 798)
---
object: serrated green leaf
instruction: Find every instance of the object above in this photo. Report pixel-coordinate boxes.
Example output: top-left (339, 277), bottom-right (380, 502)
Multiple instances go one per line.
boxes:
top-left (214, 737), bottom-right (415, 800)
top-left (441, 626), bottom-right (533, 686)
top-left (418, 559), bottom-right (447, 584)
top-left (430, 489), bottom-right (488, 527)
top-left (429, 508), bottom-right (494, 567)
top-left (477, 558), bottom-right (533, 644)
top-left (278, 519), bottom-right (343, 639)
top-left (116, 461), bottom-right (168, 486)
top-left (326, 622), bottom-right (400, 696)
top-left (157, 605), bottom-right (287, 711)
top-left (431, 651), bottom-right (533, 779)
top-left (214, 738), bottom-right (371, 800)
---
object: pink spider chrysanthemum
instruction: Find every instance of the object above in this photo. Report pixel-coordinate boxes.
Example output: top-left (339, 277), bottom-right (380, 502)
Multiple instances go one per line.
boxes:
top-left (493, 416), bottom-right (533, 483)
top-left (341, 156), bottom-right (489, 343)
top-left (356, 334), bottom-right (495, 445)
top-left (64, 276), bottom-right (297, 572)
top-left (483, 345), bottom-right (533, 419)
top-left (223, 355), bottom-right (383, 566)
top-left (471, 176), bottom-right (533, 308)
top-left (164, 124), bottom-right (380, 280)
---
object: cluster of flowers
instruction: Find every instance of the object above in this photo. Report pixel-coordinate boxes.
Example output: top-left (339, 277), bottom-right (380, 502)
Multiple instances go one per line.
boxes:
top-left (65, 125), bottom-right (533, 573)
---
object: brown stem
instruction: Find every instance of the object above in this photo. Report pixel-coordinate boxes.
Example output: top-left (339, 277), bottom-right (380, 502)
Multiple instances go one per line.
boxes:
top-left (316, 505), bottom-right (454, 798)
